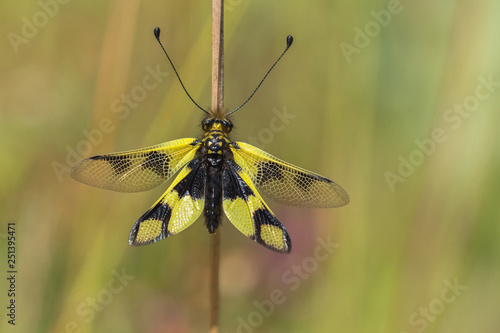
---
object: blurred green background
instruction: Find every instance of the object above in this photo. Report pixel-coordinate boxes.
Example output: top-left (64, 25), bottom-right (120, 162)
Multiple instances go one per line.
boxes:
top-left (1, 0), bottom-right (499, 332)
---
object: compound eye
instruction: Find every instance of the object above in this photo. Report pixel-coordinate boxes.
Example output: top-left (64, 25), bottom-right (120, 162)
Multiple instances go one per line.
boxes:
top-left (222, 120), bottom-right (233, 132)
top-left (202, 118), bottom-right (213, 131)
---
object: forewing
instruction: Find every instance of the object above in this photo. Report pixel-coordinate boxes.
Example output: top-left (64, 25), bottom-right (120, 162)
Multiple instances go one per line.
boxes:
top-left (71, 138), bottom-right (200, 192)
top-left (129, 158), bottom-right (206, 245)
top-left (232, 142), bottom-right (349, 208)
top-left (222, 160), bottom-right (291, 254)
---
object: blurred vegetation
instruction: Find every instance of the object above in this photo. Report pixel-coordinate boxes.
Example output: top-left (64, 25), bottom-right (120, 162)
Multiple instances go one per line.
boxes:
top-left (1, 0), bottom-right (499, 332)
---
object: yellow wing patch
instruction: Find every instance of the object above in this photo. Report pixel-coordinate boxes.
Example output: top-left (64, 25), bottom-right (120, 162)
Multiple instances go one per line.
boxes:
top-left (134, 219), bottom-right (164, 244)
top-left (260, 225), bottom-right (286, 252)
top-left (222, 160), bottom-right (291, 253)
top-left (168, 194), bottom-right (204, 235)
top-left (71, 138), bottom-right (200, 192)
top-left (232, 141), bottom-right (349, 208)
top-left (222, 197), bottom-right (255, 237)
top-left (129, 158), bottom-right (206, 246)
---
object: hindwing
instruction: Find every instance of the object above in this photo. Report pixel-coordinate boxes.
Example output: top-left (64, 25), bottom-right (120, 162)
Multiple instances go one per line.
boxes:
top-left (222, 160), bottom-right (291, 254)
top-left (71, 138), bottom-right (200, 192)
top-left (129, 158), bottom-right (206, 245)
top-left (231, 142), bottom-right (349, 208)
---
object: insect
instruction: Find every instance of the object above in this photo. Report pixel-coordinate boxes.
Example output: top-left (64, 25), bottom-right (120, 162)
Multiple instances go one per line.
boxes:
top-left (71, 28), bottom-right (349, 254)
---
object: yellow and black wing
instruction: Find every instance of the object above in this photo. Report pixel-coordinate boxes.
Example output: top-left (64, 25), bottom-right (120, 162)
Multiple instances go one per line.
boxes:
top-left (71, 138), bottom-right (200, 192)
top-left (129, 158), bottom-right (206, 245)
top-left (231, 142), bottom-right (349, 208)
top-left (222, 160), bottom-right (291, 253)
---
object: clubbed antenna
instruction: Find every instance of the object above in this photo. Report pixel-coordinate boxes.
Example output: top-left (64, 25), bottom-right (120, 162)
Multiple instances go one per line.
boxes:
top-left (154, 27), bottom-right (209, 114)
top-left (227, 35), bottom-right (294, 116)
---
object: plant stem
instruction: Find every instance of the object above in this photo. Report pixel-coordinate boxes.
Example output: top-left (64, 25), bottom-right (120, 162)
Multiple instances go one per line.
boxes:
top-left (209, 231), bottom-right (221, 333)
top-left (210, 1), bottom-right (223, 333)
top-left (212, 0), bottom-right (224, 111)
